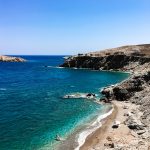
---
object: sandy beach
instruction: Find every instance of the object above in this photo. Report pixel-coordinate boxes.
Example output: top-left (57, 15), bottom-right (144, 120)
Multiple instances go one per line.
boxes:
top-left (80, 102), bottom-right (118, 150)
top-left (80, 100), bottom-right (149, 150)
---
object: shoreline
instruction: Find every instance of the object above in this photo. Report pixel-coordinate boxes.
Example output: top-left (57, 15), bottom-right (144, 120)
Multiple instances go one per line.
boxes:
top-left (80, 100), bottom-right (145, 150)
top-left (59, 66), bottom-right (132, 75)
top-left (74, 104), bottom-right (114, 150)
top-left (57, 69), bottom-right (131, 150)
top-left (57, 67), bottom-right (149, 150)
top-left (74, 69), bottom-right (149, 150)
top-left (80, 102), bottom-right (118, 150)
top-left (56, 103), bottom-right (114, 150)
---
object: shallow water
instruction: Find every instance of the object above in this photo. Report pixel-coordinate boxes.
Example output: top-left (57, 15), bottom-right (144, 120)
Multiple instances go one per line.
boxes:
top-left (0, 56), bottom-right (129, 150)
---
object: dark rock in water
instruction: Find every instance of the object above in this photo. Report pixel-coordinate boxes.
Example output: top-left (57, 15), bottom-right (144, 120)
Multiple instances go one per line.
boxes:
top-left (86, 93), bottom-right (92, 97)
top-left (86, 93), bottom-right (96, 99)
top-left (100, 97), bottom-right (111, 103)
top-left (101, 88), bottom-right (112, 99)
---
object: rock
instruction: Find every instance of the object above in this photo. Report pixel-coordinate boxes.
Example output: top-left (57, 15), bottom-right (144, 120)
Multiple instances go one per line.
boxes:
top-left (0, 55), bottom-right (26, 62)
top-left (124, 112), bottom-right (131, 117)
top-left (100, 97), bottom-right (111, 103)
top-left (112, 121), bottom-right (120, 129)
top-left (101, 88), bottom-right (113, 99)
top-left (104, 142), bottom-right (115, 148)
top-left (106, 136), bottom-right (113, 141)
top-left (130, 130), bottom-right (138, 137)
top-left (137, 130), bottom-right (146, 135)
top-left (60, 44), bottom-right (150, 71)
top-left (113, 87), bottom-right (129, 101)
top-left (126, 117), bottom-right (145, 130)
top-left (123, 105), bottom-right (129, 109)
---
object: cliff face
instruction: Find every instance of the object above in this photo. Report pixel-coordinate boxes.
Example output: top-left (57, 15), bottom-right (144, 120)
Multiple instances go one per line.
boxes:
top-left (61, 55), bottom-right (150, 71)
top-left (0, 55), bottom-right (26, 62)
top-left (60, 44), bottom-right (150, 71)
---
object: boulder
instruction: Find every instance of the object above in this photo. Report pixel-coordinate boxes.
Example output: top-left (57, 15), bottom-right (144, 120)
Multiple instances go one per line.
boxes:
top-left (101, 88), bottom-right (112, 98)
top-left (113, 87), bottom-right (129, 101)
top-left (125, 117), bottom-right (145, 130)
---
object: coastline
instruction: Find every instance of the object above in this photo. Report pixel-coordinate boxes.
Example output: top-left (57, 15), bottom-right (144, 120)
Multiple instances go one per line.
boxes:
top-left (80, 101), bottom-right (139, 150)
top-left (74, 103), bottom-right (114, 150)
top-left (57, 69), bottom-right (137, 150)
top-left (60, 44), bottom-right (150, 150)
top-left (80, 102), bottom-right (118, 150)
top-left (79, 69), bottom-right (150, 149)
top-left (83, 100), bottom-right (149, 150)
top-left (56, 103), bottom-right (114, 150)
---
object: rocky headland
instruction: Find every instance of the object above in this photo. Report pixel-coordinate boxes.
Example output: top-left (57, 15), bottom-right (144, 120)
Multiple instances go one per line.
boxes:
top-left (0, 55), bottom-right (26, 62)
top-left (60, 44), bottom-right (150, 149)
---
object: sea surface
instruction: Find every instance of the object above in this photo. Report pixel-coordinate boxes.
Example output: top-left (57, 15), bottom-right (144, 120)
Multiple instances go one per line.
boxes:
top-left (0, 56), bottom-right (129, 150)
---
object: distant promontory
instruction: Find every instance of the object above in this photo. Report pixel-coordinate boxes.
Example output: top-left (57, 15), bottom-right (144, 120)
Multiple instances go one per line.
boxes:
top-left (0, 55), bottom-right (26, 62)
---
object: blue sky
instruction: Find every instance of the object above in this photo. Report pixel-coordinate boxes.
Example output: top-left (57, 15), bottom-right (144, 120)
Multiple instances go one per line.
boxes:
top-left (0, 0), bottom-right (150, 55)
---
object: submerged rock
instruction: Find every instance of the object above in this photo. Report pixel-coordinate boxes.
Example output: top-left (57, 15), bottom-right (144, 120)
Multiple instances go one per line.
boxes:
top-left (63, 93), bottom-right (96, 100)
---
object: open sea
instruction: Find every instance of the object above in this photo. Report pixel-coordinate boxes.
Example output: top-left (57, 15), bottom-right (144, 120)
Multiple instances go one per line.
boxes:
top-left (0, 56), bottom-right (129, 150)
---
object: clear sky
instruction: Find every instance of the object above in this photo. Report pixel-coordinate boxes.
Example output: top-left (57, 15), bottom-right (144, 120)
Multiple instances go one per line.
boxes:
top-left (0, 0), bottom-right (150, 55)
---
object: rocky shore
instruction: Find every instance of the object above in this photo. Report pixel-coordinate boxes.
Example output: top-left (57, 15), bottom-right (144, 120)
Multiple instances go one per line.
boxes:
top-left (0, 55), bottom-right (26, 62)
top-left (60, 44), bottom-right (150, 149)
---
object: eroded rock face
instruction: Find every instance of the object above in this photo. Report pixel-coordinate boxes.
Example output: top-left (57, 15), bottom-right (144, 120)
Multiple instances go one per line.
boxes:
top-left (60, 44), bottom-right (150, 71)
top-left (0, 55), bottom-right (26, 62)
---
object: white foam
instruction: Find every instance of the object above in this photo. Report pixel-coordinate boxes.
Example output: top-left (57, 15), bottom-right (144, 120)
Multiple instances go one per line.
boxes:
top-left (63, 93), bottom-right (87, 99)
top-left (74, 107), bottom-right (114, 150)
top-left (70, 85), bottom-right (75, 88)
top-left (0, 88), bottom-right (7, 91)
top-left (43, 66), bottom-right (64, 69)
top-left (55, 66), bottom-right (64, 69)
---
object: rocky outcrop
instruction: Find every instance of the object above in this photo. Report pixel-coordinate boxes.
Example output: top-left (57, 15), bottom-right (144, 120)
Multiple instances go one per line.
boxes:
top-left (60, 44), bottom-right (150, 71)
top-left (101, 70), bottom-right (150, 100)
top-left (0, 55), bottom-right (26, 62)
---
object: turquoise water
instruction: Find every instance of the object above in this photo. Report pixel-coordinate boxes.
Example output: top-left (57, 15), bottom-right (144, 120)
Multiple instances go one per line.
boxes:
top-left (0, 56), bottom-right (129, 150)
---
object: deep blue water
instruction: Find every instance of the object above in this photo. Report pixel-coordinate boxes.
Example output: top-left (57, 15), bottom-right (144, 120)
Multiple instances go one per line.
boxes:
top-left (0, 56), bottom-right (129, 150)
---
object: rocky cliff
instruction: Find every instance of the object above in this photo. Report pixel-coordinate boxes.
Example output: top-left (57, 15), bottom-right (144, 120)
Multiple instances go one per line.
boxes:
top-left (60, 44), bottom-right (150, 71)
top-left (0, 55), bottom-right (26, 62)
